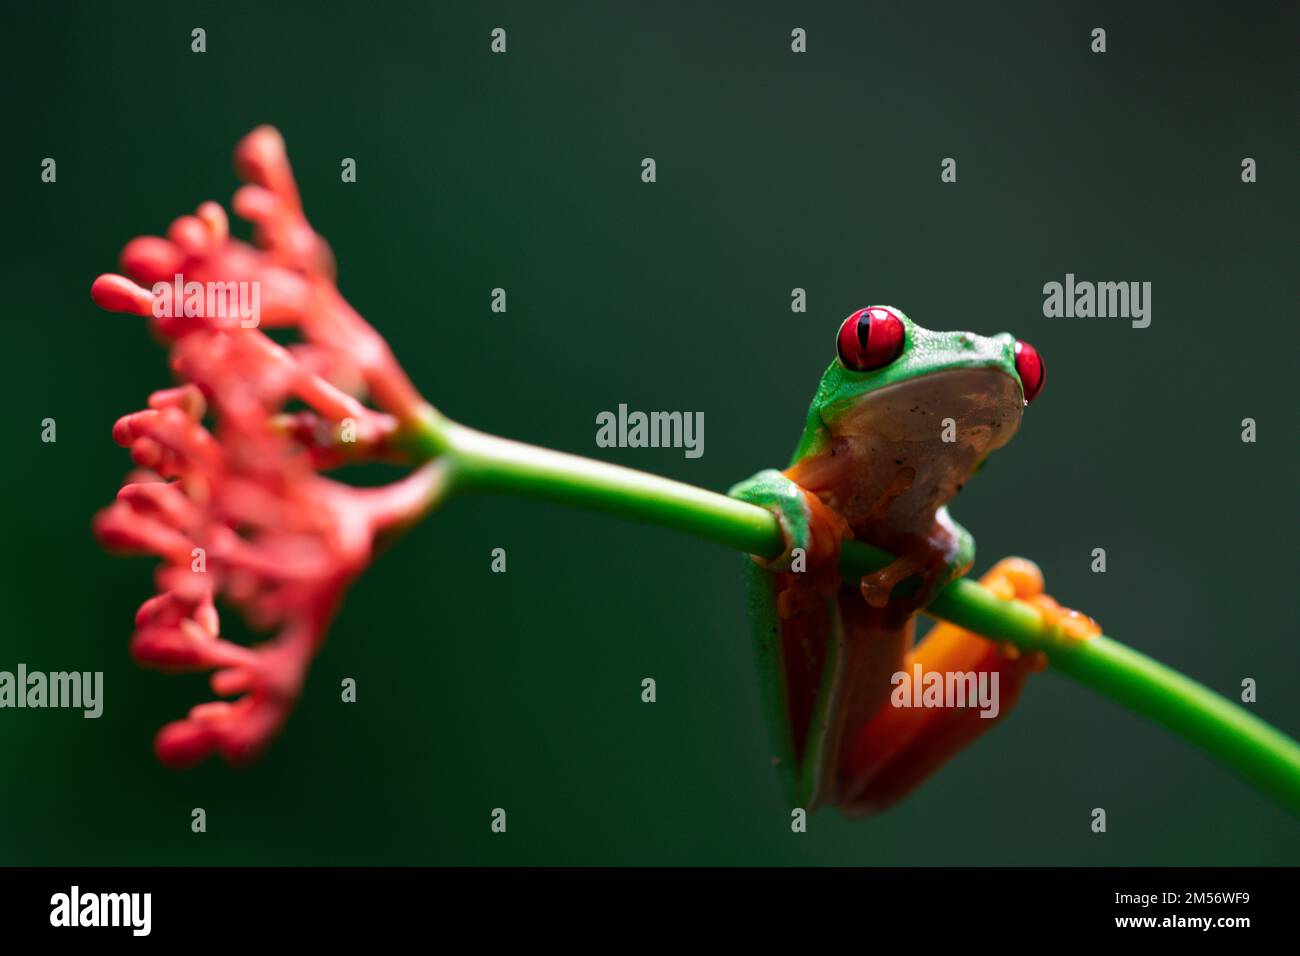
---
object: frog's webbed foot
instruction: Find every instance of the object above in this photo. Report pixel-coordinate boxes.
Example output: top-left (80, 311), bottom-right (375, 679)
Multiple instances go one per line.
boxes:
top-left (856, 530), bottom-right (962, 623)
top-left (986, 558), bottom-right (1100, 647)
top-left (728, 468), bottom-right (850, 618)
top-left (850, 483), bottom-right (959, 619)
top-left (838, 556), bottom-right (1085, 815)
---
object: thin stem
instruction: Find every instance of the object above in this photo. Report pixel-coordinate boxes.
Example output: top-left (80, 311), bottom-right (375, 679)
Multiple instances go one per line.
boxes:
top-left (440, 421), bottom-right (785, 555)
top-left (405, 412), bottom-right (1300, 814)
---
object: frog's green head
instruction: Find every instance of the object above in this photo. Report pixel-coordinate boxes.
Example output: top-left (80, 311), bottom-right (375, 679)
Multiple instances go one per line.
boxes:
top-left (818, 305), bottom-right (1045, 418)
top-left (792, 306), bottom-right (1046, 499)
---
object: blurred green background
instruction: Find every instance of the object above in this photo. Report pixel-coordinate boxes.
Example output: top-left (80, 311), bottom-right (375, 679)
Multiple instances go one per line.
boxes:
top-left (1, 1), bottom-right (1295, 865)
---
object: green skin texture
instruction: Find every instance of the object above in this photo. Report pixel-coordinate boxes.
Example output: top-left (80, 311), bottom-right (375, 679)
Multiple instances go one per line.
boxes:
top-left (728, 308), bottom-right (1028, 807)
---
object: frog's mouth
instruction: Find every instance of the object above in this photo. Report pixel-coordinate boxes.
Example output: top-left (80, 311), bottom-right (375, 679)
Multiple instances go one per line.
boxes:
top-left (806, 367), bottom-right (1023, 538)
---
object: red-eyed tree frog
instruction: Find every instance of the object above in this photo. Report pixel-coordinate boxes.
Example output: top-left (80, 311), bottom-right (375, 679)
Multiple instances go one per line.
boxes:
top-left (730, 305), bottom-right (1095, 816)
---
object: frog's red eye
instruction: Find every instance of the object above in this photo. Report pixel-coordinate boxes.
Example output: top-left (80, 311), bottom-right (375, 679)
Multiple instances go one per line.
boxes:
top-left (836, 306), bottom-right (905, 372)
top-left (1014, 339), bottom-right (1045, 405)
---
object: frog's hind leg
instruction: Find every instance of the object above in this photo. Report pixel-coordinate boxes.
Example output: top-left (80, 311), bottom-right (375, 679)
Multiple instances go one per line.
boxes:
top-left (835, 558), bottom-right (1057, 816)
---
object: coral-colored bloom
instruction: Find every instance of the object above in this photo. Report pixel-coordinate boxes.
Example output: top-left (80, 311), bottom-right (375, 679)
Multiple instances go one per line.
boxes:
top-left (93, 127), bottom-right (442, 768)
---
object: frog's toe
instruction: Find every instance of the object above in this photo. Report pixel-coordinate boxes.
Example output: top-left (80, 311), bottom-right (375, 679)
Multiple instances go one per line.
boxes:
top-left (857, 547), bottom-right (950, 618)
top-left (981, 557), bottom-right (1099, 657)
top-left (980, 556), bottom-right (1044, 600)
top-left (1029, 594), bottom-right (1101, 643)
top-left (858, 555), bottom-right (924, 609)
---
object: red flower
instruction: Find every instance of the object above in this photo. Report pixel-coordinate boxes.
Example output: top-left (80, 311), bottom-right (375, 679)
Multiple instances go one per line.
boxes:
top-left (92, 127), bottom-right (443, 768)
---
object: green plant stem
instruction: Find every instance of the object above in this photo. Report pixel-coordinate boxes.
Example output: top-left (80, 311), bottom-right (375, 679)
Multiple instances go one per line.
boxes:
top-left (408, 410), bottom-right (1300, 814)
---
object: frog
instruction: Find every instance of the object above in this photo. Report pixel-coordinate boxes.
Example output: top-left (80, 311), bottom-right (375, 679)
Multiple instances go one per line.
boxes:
top-left (729, 304), bottom-right (1091, 816)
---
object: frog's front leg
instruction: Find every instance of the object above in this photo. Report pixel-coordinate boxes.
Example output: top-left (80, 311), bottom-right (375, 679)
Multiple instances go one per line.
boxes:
top-left (836, 557), bottom-right (1099, 815)
top-left (728, 468), bottom-right (850, 618)
top-left (857, 505), bottom-right (974, 615)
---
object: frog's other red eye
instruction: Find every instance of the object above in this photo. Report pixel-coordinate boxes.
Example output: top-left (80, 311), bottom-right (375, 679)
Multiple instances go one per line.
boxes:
top-left (836, 306), bottom-right (906, 372)
top-left (1014, 339), bottom-right (1045, 405)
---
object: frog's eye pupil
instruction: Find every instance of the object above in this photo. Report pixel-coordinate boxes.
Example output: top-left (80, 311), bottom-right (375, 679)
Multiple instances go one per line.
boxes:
top-left (836, 306), bottom-right (905, 372)
top-left (1014, 339), bottom-right (1045, 405)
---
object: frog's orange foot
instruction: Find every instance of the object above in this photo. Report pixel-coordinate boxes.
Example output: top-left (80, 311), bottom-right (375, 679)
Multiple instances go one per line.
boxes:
top-left (771, 488), bottom-right (851, 619)
top-left (858, 547), bottom-right (949, 619)
top-left (981, 557), bottom-right (1099, 663)
top-left (1032, 594), bottom-right (1101, 643)
top-left (800, 489), bottom-right (852, 572)
top-left (859, 555), bottom-right (922, 609)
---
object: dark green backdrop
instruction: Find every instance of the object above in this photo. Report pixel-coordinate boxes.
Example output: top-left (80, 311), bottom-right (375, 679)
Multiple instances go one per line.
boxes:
top-left (1, 1), bottom-right (1295, 864)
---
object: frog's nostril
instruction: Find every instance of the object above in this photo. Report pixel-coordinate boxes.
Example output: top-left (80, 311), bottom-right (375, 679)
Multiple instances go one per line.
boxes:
top-left (1014, 339), bottom-right (1045, 404)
